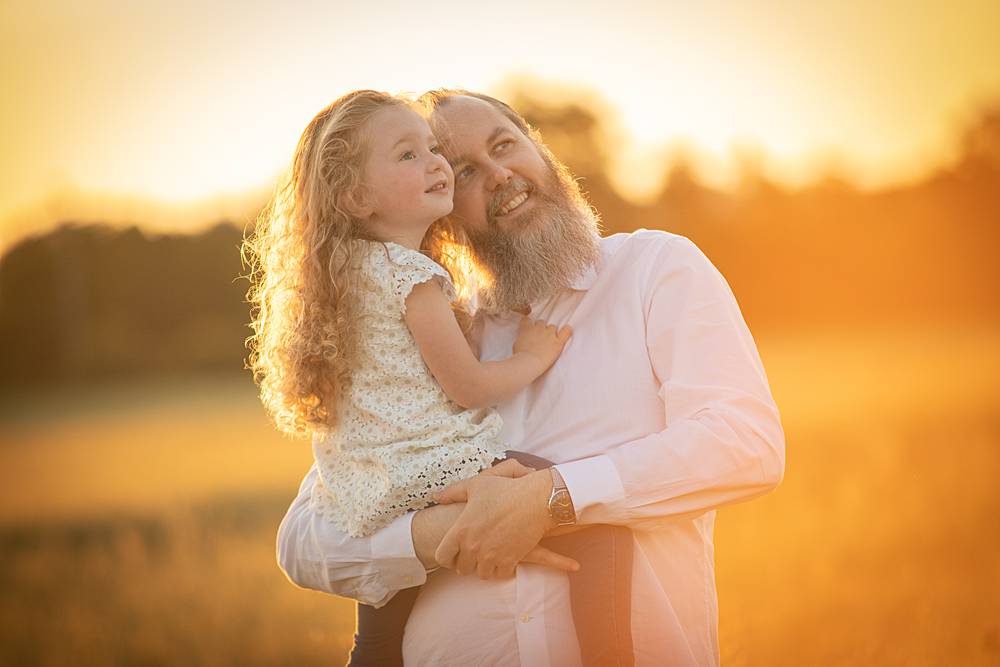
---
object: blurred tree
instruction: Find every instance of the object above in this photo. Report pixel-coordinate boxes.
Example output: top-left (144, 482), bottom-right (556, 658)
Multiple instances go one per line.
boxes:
top-left (957, 104), bottom-right (1000, 176)
top-left (0, 223), bottom-right (249, 386)
top-left (1, 95), bottom-right (998, 387)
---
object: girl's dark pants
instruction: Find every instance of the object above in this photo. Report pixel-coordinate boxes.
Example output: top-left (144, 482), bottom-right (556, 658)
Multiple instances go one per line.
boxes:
top-left (348, 450), bottom-right (635, 666)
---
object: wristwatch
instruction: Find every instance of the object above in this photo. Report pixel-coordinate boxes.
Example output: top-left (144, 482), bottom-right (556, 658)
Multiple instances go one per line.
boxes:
top-left (547, 467), bottom-right (577, 526)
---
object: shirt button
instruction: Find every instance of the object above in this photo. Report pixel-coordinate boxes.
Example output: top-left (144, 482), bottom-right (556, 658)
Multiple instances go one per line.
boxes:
top-left (403, 576), bottom-right (412, 583)
top-left (520, 613), bottom-right (532, 624)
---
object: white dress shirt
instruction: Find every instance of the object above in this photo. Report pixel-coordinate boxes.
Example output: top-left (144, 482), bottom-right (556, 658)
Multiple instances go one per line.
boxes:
top-left (277, 230), bottom-right (785, 666)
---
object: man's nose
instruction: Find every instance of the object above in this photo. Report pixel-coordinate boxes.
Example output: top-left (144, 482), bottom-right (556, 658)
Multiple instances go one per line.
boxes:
top-left (484, 161), bottom-right (513, 191)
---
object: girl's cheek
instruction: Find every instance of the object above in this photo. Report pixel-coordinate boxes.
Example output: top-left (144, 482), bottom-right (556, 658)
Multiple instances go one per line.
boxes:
top-left (385, 175), bottom-right (408, 196)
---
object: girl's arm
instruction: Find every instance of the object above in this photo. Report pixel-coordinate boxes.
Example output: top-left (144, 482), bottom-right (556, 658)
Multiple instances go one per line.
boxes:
top-left (404, 280), bottom-right (570, 410)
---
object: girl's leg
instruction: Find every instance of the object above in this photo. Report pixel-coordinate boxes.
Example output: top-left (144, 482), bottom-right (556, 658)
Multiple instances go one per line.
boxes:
top-left (503, 451), bottom-right (635, 667)
top-left (348, 584), bottom-right (421, 667)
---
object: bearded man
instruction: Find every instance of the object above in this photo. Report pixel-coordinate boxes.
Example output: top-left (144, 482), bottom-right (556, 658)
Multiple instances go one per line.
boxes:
top-left (277, 90), bottom-right (785, 666)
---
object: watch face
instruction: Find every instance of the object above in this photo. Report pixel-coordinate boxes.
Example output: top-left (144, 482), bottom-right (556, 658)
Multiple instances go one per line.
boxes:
top-left (550, 489), bottom-right (576, 524)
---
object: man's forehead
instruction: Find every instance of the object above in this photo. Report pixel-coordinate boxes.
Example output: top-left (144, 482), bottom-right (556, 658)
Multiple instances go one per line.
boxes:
top-left (430, 96), bottom-right (517, 158)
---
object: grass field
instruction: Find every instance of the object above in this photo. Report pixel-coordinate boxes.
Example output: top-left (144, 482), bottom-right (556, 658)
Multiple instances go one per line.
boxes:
top-left (1, 326), bottom-right (998, 665)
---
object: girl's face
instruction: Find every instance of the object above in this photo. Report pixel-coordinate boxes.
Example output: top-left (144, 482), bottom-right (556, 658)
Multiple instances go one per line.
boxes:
top-left (360, 106), bottom-right (454, 241)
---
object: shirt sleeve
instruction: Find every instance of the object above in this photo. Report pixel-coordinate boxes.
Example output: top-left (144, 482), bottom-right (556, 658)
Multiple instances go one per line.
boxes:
top-left (555, 235), bottom-right (785, 528)
top-left (276, 464), bottom-right (429, 607)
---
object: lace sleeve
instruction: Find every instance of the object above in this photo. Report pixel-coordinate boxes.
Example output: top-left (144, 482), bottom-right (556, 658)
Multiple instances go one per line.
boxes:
top-left (385, 242), bottom-right (456, 313)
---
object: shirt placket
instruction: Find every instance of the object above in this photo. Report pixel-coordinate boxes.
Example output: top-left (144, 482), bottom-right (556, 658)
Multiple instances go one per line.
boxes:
top-left (514, 565), bottom-right (554, 666)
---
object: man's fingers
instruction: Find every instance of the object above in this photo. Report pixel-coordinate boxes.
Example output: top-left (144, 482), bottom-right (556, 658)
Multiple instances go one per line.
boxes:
top-left (482, 458), bottom-right (535, 478)
top-left (521, 545), bottom-right (580, 572)
top-left (557, 324), bottom-right (573, 342)
top-left (432, 478), bottom-right (472, 504)
top-left (438, 523), bottom-right (480, 576)
top-left (434, 528), bottom-right (460, 569)
top-left (476, 559), bottom-right (496, 580)
top-left (496, 561), bottom-right (517, 579)
top-left (506, 461), bottom-right (535, 478)
top-left (454, 546), bottom-right (478, 577)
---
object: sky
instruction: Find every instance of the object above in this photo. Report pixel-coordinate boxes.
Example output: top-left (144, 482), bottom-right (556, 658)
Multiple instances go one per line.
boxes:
top-left (2, 0), bottom-right (999, 247)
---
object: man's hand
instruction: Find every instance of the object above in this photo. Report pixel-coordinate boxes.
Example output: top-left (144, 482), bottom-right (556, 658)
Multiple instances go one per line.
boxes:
top-left (411, 503), bottom-right (467, 569)
top-left (423, 459), bottom-right (578, 578)
top-left (432, 469), bottom-right (577, 579)
top-left (474, 457), bottom-right (536, 479)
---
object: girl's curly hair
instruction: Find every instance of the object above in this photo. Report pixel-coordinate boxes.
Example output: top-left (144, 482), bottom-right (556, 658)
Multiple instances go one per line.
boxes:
top-left (243, 90), bottom-right (410, 437)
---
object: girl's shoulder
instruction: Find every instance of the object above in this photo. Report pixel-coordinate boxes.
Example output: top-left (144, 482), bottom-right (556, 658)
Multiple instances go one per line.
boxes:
top-left (354, 240), bottom-right (456, 312)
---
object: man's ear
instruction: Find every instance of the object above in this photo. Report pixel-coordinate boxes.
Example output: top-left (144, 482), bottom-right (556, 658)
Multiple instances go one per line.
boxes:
top-left (342, 185), bottom-right (374, 220)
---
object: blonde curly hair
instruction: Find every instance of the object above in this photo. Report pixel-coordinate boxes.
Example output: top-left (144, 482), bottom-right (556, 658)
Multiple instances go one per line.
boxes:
top-left (243, 90), bottom-right (412, 437)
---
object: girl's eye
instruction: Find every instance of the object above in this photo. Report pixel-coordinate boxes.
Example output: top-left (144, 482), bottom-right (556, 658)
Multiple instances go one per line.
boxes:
top-left (494, 139), bottom-right (513, 153)
top-left (400, 150), bottom-right (416, 161)
top-left (430, 145), bottom-right (441, 154)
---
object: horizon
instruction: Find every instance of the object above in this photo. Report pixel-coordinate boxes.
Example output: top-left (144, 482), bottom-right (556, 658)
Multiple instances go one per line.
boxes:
top-left (2, 97), bottom-right (995, 256)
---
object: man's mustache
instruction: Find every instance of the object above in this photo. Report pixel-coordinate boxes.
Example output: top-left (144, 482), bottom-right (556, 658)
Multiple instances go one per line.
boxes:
top-left (488, 179), bottom-right (534, 221)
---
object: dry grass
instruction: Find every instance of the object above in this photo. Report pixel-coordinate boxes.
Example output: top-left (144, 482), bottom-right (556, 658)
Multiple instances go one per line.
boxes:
top-left (1, 327), bottom-right (998, 665)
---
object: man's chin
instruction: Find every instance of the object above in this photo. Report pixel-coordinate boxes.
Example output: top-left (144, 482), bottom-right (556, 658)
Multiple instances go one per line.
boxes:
top-left (493, 217), bottom-right (537, 237)
top-left (490, 206), bottom-right (544, 236)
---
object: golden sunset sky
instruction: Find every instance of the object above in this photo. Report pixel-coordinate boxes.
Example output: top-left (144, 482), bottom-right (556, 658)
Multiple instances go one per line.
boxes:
top-left (2, 0), bottom-right (999, 247)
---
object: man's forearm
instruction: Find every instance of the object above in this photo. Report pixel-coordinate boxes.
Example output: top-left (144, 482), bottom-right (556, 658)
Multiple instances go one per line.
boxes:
top-left (277, 465), bottom-right (432, 605)
top-left (411, 503), bottom-right (466, 568)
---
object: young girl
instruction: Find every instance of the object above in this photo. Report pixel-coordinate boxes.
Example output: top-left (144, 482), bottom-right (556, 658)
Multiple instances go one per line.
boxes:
top-left (246, 90), bottom-right (632, 665)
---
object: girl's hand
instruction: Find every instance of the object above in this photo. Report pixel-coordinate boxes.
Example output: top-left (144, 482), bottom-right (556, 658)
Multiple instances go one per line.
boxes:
top-left (512, 318), bottom-right (572, 372)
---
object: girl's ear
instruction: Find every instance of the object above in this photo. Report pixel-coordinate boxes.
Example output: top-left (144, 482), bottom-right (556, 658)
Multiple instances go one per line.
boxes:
top-left (342, 185), bottom-right (374, 220)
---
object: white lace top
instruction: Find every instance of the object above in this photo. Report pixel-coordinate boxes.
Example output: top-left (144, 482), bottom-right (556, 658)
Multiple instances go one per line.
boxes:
top-left (310, 240), bottom-right (507, 537)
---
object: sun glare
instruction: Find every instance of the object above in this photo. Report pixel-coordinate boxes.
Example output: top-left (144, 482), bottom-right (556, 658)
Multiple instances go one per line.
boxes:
top-left (1, 1), bottom-right (998, 243)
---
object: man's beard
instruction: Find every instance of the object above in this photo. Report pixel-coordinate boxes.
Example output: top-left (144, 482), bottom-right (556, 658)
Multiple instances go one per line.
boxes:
top-left (465, 157), bottom-right (601, 314)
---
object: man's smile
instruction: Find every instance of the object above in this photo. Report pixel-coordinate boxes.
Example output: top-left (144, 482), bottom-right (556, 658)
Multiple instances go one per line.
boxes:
top-left (496, 191), bottom-right (529, 216)
top-left (492, 181), bottom-right (535, 219)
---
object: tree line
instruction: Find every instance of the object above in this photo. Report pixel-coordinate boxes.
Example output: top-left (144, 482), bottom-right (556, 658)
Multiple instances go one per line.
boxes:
top-left (2, 98), bottom-right (998, 387)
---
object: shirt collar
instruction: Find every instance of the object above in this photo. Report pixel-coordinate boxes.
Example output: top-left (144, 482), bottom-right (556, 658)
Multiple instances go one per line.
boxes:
top-left (569, 235), bottom-right (604, 291)
top-left (522, 259), bottom-right (600, 317)
top-left (569, 261), bottom-right (599, 291)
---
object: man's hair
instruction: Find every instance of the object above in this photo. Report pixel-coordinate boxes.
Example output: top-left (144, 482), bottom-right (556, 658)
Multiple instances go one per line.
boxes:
top-left (416, 88), bottom-right (579, 209)
top-left (417, 89), bottom-right (545, 148)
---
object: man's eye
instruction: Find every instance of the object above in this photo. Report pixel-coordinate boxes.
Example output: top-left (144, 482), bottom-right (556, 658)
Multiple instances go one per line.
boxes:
top-left (456, 166), bottom-right (474, 180)
top-left (400, 151), bottom-right (416, 160)
top-left (494, 139), bottom-right (513, 153)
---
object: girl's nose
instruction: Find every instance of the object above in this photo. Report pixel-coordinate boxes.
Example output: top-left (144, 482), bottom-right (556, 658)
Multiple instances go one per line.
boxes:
top-left (429, 152), bottom-right (449, 173)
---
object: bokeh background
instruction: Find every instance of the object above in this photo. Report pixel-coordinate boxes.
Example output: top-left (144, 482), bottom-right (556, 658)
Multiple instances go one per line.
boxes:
top-left (2, 1), bottom-right (999, 665)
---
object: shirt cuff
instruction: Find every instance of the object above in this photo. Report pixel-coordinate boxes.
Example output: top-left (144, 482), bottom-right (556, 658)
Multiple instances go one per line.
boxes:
top-left (369, 511), bottom-right (427, 594)
top-left (371, 511), bottom-right (418, 559)
top-left (554, 455), bottom-right (626, 516)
